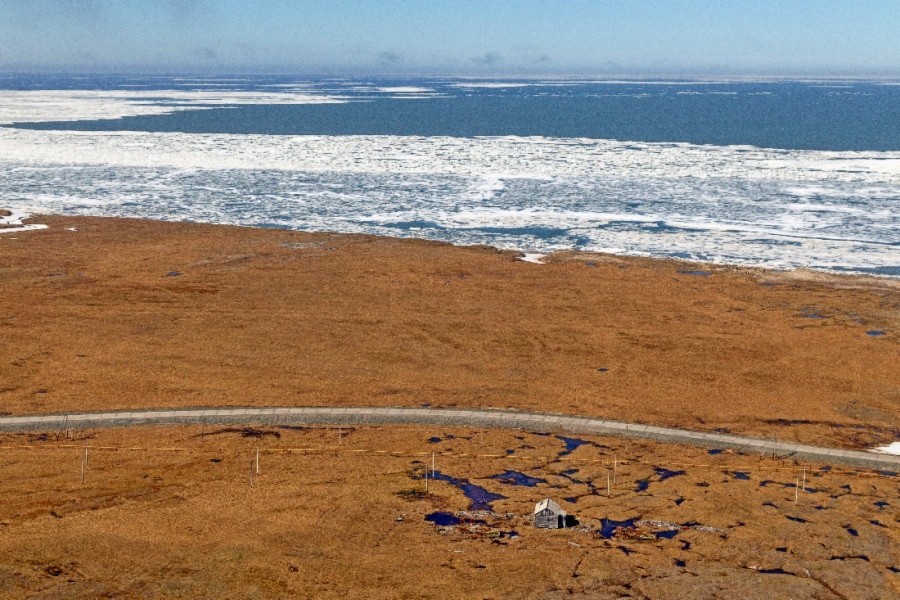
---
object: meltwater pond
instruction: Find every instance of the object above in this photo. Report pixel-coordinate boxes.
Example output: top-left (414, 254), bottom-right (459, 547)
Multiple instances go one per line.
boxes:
top-left (428, 471), bottom-right (507, 511)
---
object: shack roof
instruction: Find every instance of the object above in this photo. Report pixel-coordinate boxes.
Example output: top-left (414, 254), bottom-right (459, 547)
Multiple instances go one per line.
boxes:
top-left (534, 498), bottom-right (565, 515)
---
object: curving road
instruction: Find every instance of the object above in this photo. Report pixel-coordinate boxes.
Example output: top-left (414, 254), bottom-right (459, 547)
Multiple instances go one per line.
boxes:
top-left (0, 406), bottom-right (897, 471)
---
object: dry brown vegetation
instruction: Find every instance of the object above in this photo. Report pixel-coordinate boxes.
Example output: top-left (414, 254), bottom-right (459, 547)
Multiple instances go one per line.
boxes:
top-left (1, 216), bottom-right (898, 448)
top-left (0, 424), bottom-right (898, 599)
top-left (1, 216), bottom-right (899, 598)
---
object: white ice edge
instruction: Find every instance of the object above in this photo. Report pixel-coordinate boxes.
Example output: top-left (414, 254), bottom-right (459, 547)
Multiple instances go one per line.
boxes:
top-left (0, 210), bottom-right (47, 234)
top-left (870, 442), bottom-right (900, 456)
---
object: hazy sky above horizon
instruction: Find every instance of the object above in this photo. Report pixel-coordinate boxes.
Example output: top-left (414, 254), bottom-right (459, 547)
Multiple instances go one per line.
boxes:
top-left (2, 0), bottom-right (899, 76)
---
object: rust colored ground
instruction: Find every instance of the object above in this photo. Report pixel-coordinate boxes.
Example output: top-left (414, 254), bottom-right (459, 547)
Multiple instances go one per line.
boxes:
top-left (0, 425), bottom-right (897, 599)
top-left (1, 216), bottom-right (897, 449)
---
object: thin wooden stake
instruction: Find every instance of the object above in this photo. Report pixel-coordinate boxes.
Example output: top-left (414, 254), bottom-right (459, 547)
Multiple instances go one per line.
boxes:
top-left (84, 446), bottom-right (89, 470)
top-left (794, 477), bottom-right (799, 505)
top-left (80, 453), bottom-right (85, 484)
top-left (614, 454), bottom-right (617, 485)
top-left (802, 467), bottom-right (806, 492)
top-left (250, 459), bottom-right (254, 488)
top-left (431, 451), bottom-right (435, 477)
top-left (256, 447), bottom-right (260, 475)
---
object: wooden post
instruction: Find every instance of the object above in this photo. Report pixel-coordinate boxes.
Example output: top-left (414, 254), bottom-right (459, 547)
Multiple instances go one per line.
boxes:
top-left (802, 467), bottom-right (806, 492)
top-left (256, 447), bottom-right (260, 475)
top-left (614, 454), bottom-right (617, 485)
top-left (432, 451), bottom-right (435, 477)
top-left (794, 477), bottom-right (799, 505)
top-left (84, 446), bottom-right (89, 470)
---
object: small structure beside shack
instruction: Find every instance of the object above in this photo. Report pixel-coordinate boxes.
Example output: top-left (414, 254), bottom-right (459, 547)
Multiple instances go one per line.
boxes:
top-left (534, 498), bottom-right (567, 529)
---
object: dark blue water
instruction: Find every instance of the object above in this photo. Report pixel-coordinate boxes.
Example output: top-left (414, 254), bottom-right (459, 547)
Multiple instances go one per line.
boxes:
top-left (8, 77), bottom-right (900, 151)
top-left (556, 435), bottom-right (591, 456)
top-left (654, 467), bottom-right (686, 482)
top-left (490, 470), bottom-right (547, 487)
top-left (428, 470), bottom-right (506, 511)
top-left (425, 512), bottom-right (461, 526)
top-left (654, 529), bottom-right (680, 540)
top-left (598, 518), bottom-right (637, 539)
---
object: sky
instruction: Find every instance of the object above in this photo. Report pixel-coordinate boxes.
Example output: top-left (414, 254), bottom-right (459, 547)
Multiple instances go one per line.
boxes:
top-left (1, 0), bottom-right (899, 76)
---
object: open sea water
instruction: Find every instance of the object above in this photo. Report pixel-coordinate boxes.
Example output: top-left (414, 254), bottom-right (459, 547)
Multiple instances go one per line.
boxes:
top-left (0, 75), bottom-right (898, 275)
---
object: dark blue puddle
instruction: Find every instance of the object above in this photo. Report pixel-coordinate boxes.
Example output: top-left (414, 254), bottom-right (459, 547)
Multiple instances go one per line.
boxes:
top-left (679, 270), bottom-right (711, 277)
top-left (209, 458), bottom-right (222, 463)
top-left (763, 502), bottom-right (777, 508)
top-left (420, 403), bottom-right (430, 408)
top-left (564, 496), bottom-right (579, 504)
top-left (598, 518), bottom-right (638, 539)
top-left (757, 568), bottom-right (790, 575)
top-left (555, 435), bottom-right (610, 456)
top-left (888, 567), bottom-right (900, 574)
top-left (675, 559), bottom-right (686, 567)
top-left (875, 501), bottom-right (889, 509)
top-left (163, 271), bottom-right (182, 277)
top-left (867, 330), bottom-right (886, 336)
top-left (428, 434), bottom-right (456, 444)
top-left (505, 449), bottom-right (515, 455)
top-left (814, 505), bottom-right (827, 511)
top-left (556, 435), bottom-right (590, 455)
top-left (674, 497), bottom-right (685, 506)
top-left (844, 525), bottom-right (859, 537)
top-left (654, 530), bottom-right (679, 540)
top-left (636, 480), bottom-right (650, 492)
top-left (654, 467), bottom-right (686, 482)
top-left (776, 547), bottom-right (788, 552)
top-left (870, 520), bottom-right (887, 528)
top-left (731, 471), bottom-right (751, 481)
top-left (428, 470), bottom-right (506, 511)
top-left (820, 466), bottom-right (832, 471)
top-left (597, 367), bottom-right (609, 372)
top-left (681, 541), bottom-right (691, 551)
top-left (490, 470), bottom-right (547, 487)
top-left (519, 444), bottom-right (535, 450)
top-left (708, 449), bottom-right (723, 455)
top-left (555, 468), bottom-right (597, 494)
top-left (426, 512), bottom-right (461, 526)
top-left (584, 262), bottom-right (597, 267)
top-left (786, 516), bottom-right (807, 523)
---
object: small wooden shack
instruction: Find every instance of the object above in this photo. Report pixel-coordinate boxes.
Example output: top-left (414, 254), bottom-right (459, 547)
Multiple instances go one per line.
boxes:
top-left (534, 498), bottom-right (567, 529)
